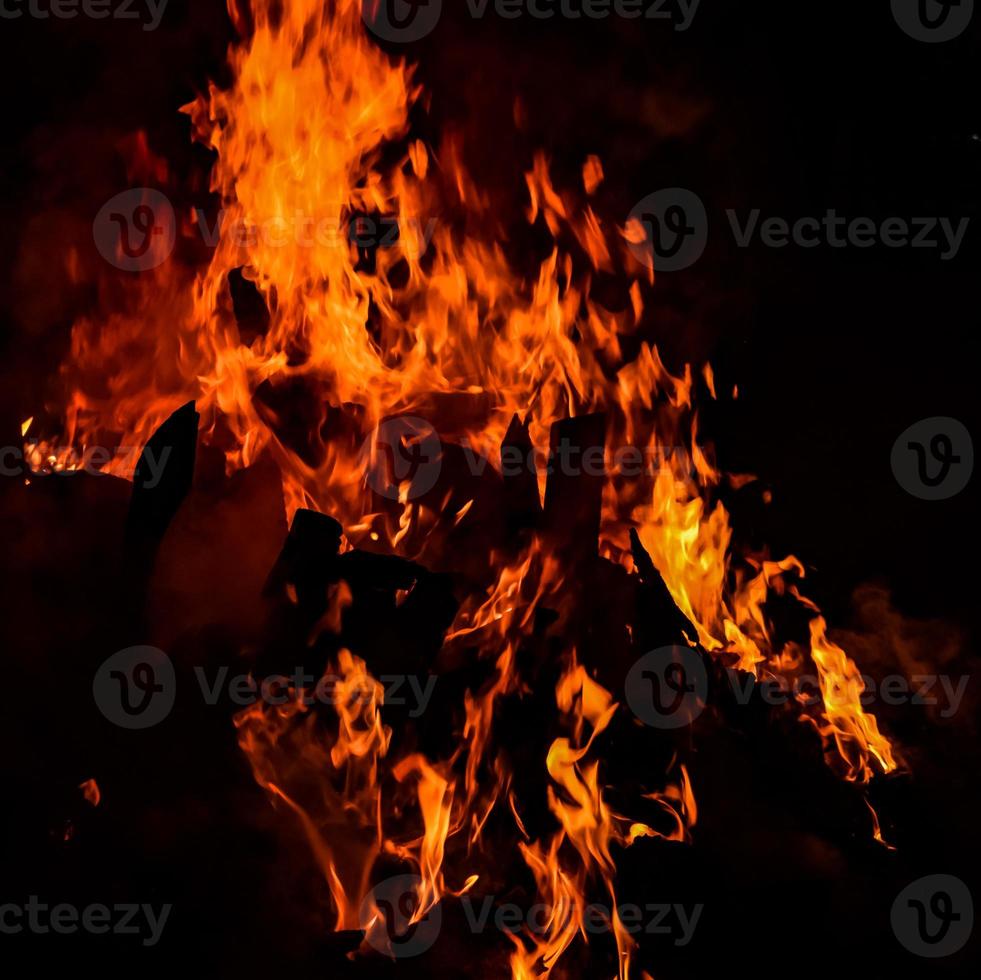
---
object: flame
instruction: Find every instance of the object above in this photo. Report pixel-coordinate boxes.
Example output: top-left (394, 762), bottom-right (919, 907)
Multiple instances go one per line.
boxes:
top-left (808, 617), bottom-right (897, 782)
top-left (79, 778), bottom-right (101, 807)
top-left (235, 650), bottom-right (392, 930)
top-left (450, 544), bottom-right (550, 837)
top-left (30, 0), bottom-right (900, 973)
top-left (865, 797), bottom-right (896, 851)
top-left (510, 656), bottom-right (696, 978)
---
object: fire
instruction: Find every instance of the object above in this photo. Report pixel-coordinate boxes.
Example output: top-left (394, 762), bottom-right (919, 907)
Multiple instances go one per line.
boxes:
top-left (808, 617), bottom-right (897, 782)
top-left (449, 543), bottom-right (555, 835)
top-left (234, 649), bottom-right (392, 931)
top-left (30, 0), bottom-right (900, 974)
top-left (509, 655), bottom-right (695, 978)
top-left (79, 778), bottom-right (101, 808)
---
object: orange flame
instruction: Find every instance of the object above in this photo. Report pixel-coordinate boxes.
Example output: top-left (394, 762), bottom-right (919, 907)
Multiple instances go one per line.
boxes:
top-left (79, 778), bottom-right (101, 808)
top-left (235, 650), bottom-right (391, 930)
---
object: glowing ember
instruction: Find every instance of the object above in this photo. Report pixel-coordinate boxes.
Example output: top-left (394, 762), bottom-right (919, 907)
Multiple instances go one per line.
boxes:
top-left (79, 778), bottom-right (101, 808)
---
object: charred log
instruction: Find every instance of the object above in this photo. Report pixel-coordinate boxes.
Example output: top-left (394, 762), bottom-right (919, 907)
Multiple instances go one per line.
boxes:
top-left (264, 507), bottom-right (343, 616)
top-left (542, 412), bottom-right (606, 560)
top-left (125, 400), bottom-right (199, 557)
top-left (500, 413), bottom-right (542, 536)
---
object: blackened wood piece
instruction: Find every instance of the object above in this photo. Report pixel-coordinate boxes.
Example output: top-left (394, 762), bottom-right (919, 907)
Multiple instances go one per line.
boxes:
top-left (126, 400), bottom-right (199, 544)
top-left (252, 376), bottom-right (335, 469)
top-left (335, 549), bottom-right (421, 594)
top-left (542, 412), bottom-right (606, 556)
top-left (264, 508), bottom-right (343, 613)
top-left (393, 569), bottom-right (459, 663)
top-left (228, 267), bottom-right (270, 346)
top-left (500, 413), bottom-right (542, 534)
top-left (629, 526), bottom-right (698, 647)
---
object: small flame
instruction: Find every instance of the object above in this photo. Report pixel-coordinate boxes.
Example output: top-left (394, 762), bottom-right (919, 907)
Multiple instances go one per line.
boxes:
top-left (79, 778), bottom-right (101, 808)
